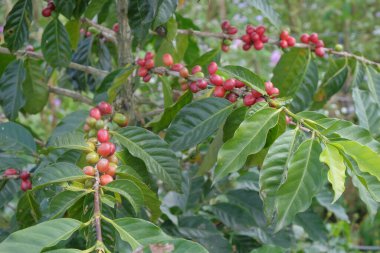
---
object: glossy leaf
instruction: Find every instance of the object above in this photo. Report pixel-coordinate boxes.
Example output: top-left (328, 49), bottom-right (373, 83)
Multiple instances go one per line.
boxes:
top-left (54, 0), bottom-right (76, 19)
top-left (16, 191), bottom-right (41, 228)
top-left (274, 139), bottom-right (323, 232)
top-left (0, 59), bottom-right (26, 120)
top-left (65, 20), bottom-right (81, 50)
top-left (41, 18), bottom-right (72, 67)
top-left (165, 97), bottom-right (234, 151)
top-left (0, 180), bottom-right (19, 209)
top-left (214, 108), bottom-right (281, 182)
top-left (248, 0), bottom-right (281, 27)
top-left (223, 106), bottom-right (248, 142)
top-left (363, 65), bottom-right (380, 103)
top-left (197, 127), bottom-right (224, 176)
top-left (0, 219), bottom-right (82, 253)
top-left (48, 110), bottom-right (88, 141)
top-left (153, 0), bottom-right (178, 28)
top-left (250, 245), bottom-right (285, 253)
top-left (108, 65), bottom-right (136, 102)
top-left (211, 202), bottom-right (257, 230)
top-left (3, 0), bottom-right (33, 52)
top-left (113, 127), bottom-right (181, 191)
top-left (0, 121), bottom-right (36, 155)
top-left (49, 190), bottom-right (89, 219)
top-left (128, 0), bottom-right (155, 41)
top-left (48, 132), bottom-right (90, 152)
top-left (316, 189), bottom-right (349, 221)
top-left (84, 0), bottom-right (104, 19)
top-left (295, 210), bottom-right (327, 242)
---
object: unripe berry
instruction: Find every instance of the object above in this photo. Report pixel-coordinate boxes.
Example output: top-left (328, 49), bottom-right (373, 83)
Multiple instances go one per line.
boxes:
top-left (113, 113), bottom-right (128, 126)
top-left (242, 43), bottom-right (251, 51)
top-left (88, 137), bottom-right (98, 144)
top-left (279, 40), bottom-right (288, 48)
top-left (256, 25), bottom-right (266, 35)
top-left (189, 82), bottom-right (199, 93)
top-left (193, 72), bottom-right (205, 78)
top-left (95, 120), bottom-right (105, 129)
top-left (253, 41), bottom-right (264, 50)
top-left (300, 33), bottom-right (309, 44)
top-left (171, 63), bottom-right (184, 72)
top-left (3, 168), bottom-right (18, 176)
top-left (162, 53), bottom-right (174, 67)
top-left (309, 33), bottom-right (319, 44)
top-left (197, 80), bottom-right (208, 90)
top-left (145, 52), bottom-right (154, 60)
top-left (83, 166), bottom-right (95, 176)
top-left (235, 80), bottom-right (245, 88)
top-left (180, 67), bottom-right (189, 78)
top-left (143, 74), bottom-right (152, 82)
top-left (213, 86), bottom-right (226, 97)
top-left (268, 87), bottom-right (280, 96)
top-left (113, 23), bottom-right (119, 33)
top-left (136, 58), bottom-right (145, 67)
top-left (20, 171), bottom-right (30, 180)
top-left (100, 174), bottom-right (113, 186)
top-left (246, 25), bottom-right (255, 34)
top-left (241, 34), bottom-right (251, 44)
top-left (86, 117), bottom-right (97, 127)
top-left (223, 39), bottom-right (232, 46)
top-left (191, 65), bottom-right (202, 74)
top-left (243, 94), bottom-right (256, 106)
top-left (334, 44), bottom-right (343, 52)
top-left (208, 62), bottom-right (218, 75)
top-left (97, 142), bottom-right (112, 157)
top-left (209, 74), bottom-right (223, 86)
top-left (89, 108), bottom-right (102, 120)
top-left (86, 141), bottom-right (96, 151)
top-left (97, 129), bottom-right (110, 143)
top-left (97, 158), bottom-right (109, 173)
top-left (145, 59), bottom-right (155, 69)
top-left (21, 180), bottom-right (32, 191)
top-left (251, 90), bottom-right (262, 98)
top-left (88, 129), bottom-right (97, 138)
top-left (227, 26), bottom-right (238, 35)
top-left (108, 154), bottom-right (119, 164)
top-left (86, 152), bottom-right (99, 164)
top-left (280, 30), bottom-right (289, 40)
top-left (223, 79), bottom-right (236, 90)
top-left (315, 47), bottom-right (325, 57)
top-left (221, 45), bottom-right (229, 52)
top-left (221, 20), bottom-right (231, 31)
top-left (42, 8), bottom-right (52, 17)
top-left (106, 163), bottom-right (117, 177)
top-left (287, 36), bottom-right (296, 47)
top-left (226, 93), bottom-right (238, 103)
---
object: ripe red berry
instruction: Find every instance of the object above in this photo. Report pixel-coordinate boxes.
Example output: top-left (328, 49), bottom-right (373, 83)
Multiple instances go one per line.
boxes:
top-left (242, 43), bottom-right (251, 51)
top-left (97, 142), bottom-right (112, 157)
top-left (189, 82), bottom-right (199, 93)
top-left (208, 62), bottom-right (218, 75)
top-left (250, 32), bottom-right (260, 42)
top-left (223, 79), bottom-right (236, 90)
top-left (100, 174), bottom-right (113, 186)
top-left (108, 155), bottom-right (119, 164)
top-left (181, 83), bottom-right (188, 91)
top-left (260, 35), bottom-right (269, 43)
top-left (83, 166), bottom-right (95, 176)
top-left (21, 180), bottom-right (32, 191)
top-left (309, 33), bottom-right (319, 44)
top-left (197, 80), bottom-right (208, 90)
top-left (89, 108), bottom-right (102, 120)
top-left (85, 31), bottom-right (91, 37)
top-left (280, 30), bottom-right (289, 40)
top-left (42, 8), bottom-right (52, 17)
top-left (268, 87), bottom-right (280, 96)
top-left (241, 34), bottom-right (251, 44)
top-left (279, 40), bottom-right (288, 49)
top-left (97, 158), bottom-right (109, 173)
top-left (315, 47), bottom-right (325, 57)
top-left (97, 102), bottom-right (112, 115)
top-left (221, 45), bottom-right (229, 52)
top-left (221, 20), bottom-right (231, 31)
top-left (226, 93), bottom-right (238, 102)
top-left (109, 142), bottom-right (116, 155)
top-left (47, 2), bottom-right (55, 11)
top-left (227, 26), bottom-right (238, 35)
top-left (106, 163), bottom-right (117, 177)
top-left (191, 65), bottom-right (202, 74)
top-left (86, 152), bottom-right (99, 164)
top-left (143, 74), bottom-right (152, 82)
top-left (213, 86), bottom-right (226, 97)
top-left (243, 94), bottom-right (256, 106)
top-left (20, 171), bottom-right (30, 180)
top-left (171, 63), bottom-right (184, 72)
top-left (210, 74), bottom-right (223, 86)
top-left (246, 25), bottom-right (255, 34)
top-left (256, 26), bottom-right (266, 35)
top-left (136, 58), bottom-right (145, 67)
top-left (3, 168), bottom-right (18, 176)
top-left (145, 59), bottom-right (155, 69)
top-left (145, 52), bottom-right (154, 60)
top-left (25, 45), bottom-right (34, 52)
top-left (162, 53), bottom-right (174, 67)
top-left (287, 36), bottom-right (296, 47)
top-left (265, 81), bottom-right (274, 91)
top-left (112, 23), bottom-right (119, 33)
top-left (253, 41), bottom-right (264, 50)
top-left (315, 40), bottom-right (325, 48)
top-left (180, 67), bottom-right (189, 78)
top-left (97, 129), bottom-right (110, 143)
top-left (300, 33), bottom-right (309, 44)
top-left (138, 67), bottom-right (148, 77)
top-left (256, 97), bottom-right (266, 103)
top-left (235, 80), bottom-right (245, 88)
top-left (251, 90), bottom-right (262, 98)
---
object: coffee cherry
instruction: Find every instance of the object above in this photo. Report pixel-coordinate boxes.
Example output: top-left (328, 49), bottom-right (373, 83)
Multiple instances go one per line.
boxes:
top-left (334, 44), bottom-right (343, 52)
top-left (88, 129), bottom-right (97, 138)
top-left (145, 59), bottom-right (155, 69)
top-left (309, 33), bottom-right (319, 44)
top-left (21, 180), bottom-right (32, 191)
top-left (208, 62), bottom-right (218, 75)
top-left (256, 26), bottom-right (266, 35)
top-left (88, 137), bottom-right (98, 144)
top-left (223, 79), bottom-right (236, 90)
top-left (197, 80), bottom-right (208, 90)
top-left (85, 31), bottom-right (92, 37)
top-left (256, 97), bottom-right (266, 103)
top-left (315, 47), bottom-right (325, 57)
top-left (189, 82), bottom-right (199, 93)
top-left (86, 117), bottom-right (97, 127)
top-left (242, 43), bottom-right (251, 51)
top-left (251, 90), bottom-right (262, 98)
top-left (145, 52), bottom-right (154, 60)
top-left (108, 155), bottom-right (119, 164)
top-left (25, 45), bottom-right (34, 52)
top-left (246, 25), bottom-right (255, 34)
top-left (191, 65), bottom-right (202, 74)
top-left (83, 124), bottom-right (91, 132)
top-left (253, 41), bottom-right (264, 50)
top-left (97, 142), bottom-right (112, 157)
top-left (241, 34), bottom-right (251, 44)
top-left (83, 166), bottom-right (95, 176)
top-left (97, 129), bottom-right (110, 143)
top-left (89, 108), bottom-right (102, 120)
top-left (261, 35), bottom-right (269, 43)
top-left (100, 174), bottom-right (113, 186)
top-left (250, 32), bottom-right (260, 42)
top-left (20, 171), bottom-right (30, 180)
top-left (223, 39), bottom-right (232, 46)
top-left (136, 59), bottom-right (145, 67)
top-left (143, 74), bottom-right (152, 82)
top-left (113, 113), bottom-right (127, 126)
top-left (86, 141), bottom-right (96, 151)
top-left (235, 80), bottom-right (245, 88)
top-left (162, 53), bottom-right (174, 67)
top-left (193, 72), bottom-right (205, 78)
top-left (97, 158), bottom-right (109, 173)
top-left (47, 1), bottom-right (55, 11)
top-left (280, 30), bottom-right (289, 40)
top-left (221, 45), bottom-right (230, 52)
top-left (171, 63), bottom-right (184, 72)
top-left (3, 168), bottom-right (18, 176)
top-left (287, 36), bottom-right (296, 47)
top-left (213, 86), bottom-right (226, 97)
top-left (42, 8), bottom-right (52, 17)
top-left (226, 93), bottom-right (238, 103)
top-left (210, 74), bottom-right (223, 86)
top-left (221, 20), bottom-right (231, 31)
top-left (315, 40), bottom-right (324, 48)
top-left (180, 67), bottom-right (189, 78)
top-left (113, 23), bottom-right (119, 33)
top-left (138, 67), bottom-right (148, 77)
top-left (300, 33), bottom-right (309, 44)
top-left (243, 94), bottom-right (256, 106)
top-left (86, 152), bottom-right (99, 164)
top-left (106, 163), bottom-right (117, 177)
top-left (95, 120), bottom-right (105, 129)
top-left (227, 26), bottom-right (238, 35)
top-left (268, 87), bottom-right (280, 96)
top-left (279, 40), bottom-right (288, 48)
top-left (265, 81), bottom-right (274, 91)
top-left (109, 142), bottom-right (116, 156)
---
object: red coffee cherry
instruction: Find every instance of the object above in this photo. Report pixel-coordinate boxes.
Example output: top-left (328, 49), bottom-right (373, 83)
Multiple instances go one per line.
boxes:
top-left (145, 59), bottom-right (155, 69)
top-left (221, 45), bottom-right (230, 52)
top-left (162, 53), bottom-right (174, 67)
top-left (223, 79), bottom-right (236, 91)
top-left (251, 89), bottom-right (262, 98)
top-left (242, 43), bottom-right (251, 51)
top-left (235, 80), bottom-right (245, 88)
top-left (227, 26), bottom-right (238, 35)
top-left (243, 94), bottom-right (256, 106)
top-left (197, 80), bottom-right (208, 90)
top-left (86, 152), bottom-right (99, 164)
top-left (250, 32), bottom-right (260, 42)
top-left (21, 180), bottom-right (32, 191)
top-left (246, 25), bottom-right (255, 34)
top-left (97, 129), bottom-right (110, 143)
top-left (171, 63), bottom-right (184, 72)
top-left (83, 166), bottom-right (96, 176)
top-left (138, 67), bottom-right (148, 77)
top-left (191, 65), bottom-right (202, 74)
top-left (97, 142), bottom-right (112, 157)
top-left (97, 158), bottom-right (110, 173)
top-left (268, 87), bottom-right (280, 97)
top-left (143, 74), bottom-right (152, 82)
top-left (226, 93), bottom-right (238, 103)
top-left (241, 34), bottom-right (251, 44)
top-left (209, 74), bottom-right (223, 86)
top-left (180, 67), bottom-right (189, 78)
top-left (315, 47), bottom-right (325, 57)
top-left (213, 86), bottom-right (226, 97)
top-left (106, 163), bottom-right (117, 177)
top-left (279, 40), bottom-right (288, 48)
top-left (42, 8), bottom-right (52, 17)
top-left (189, 82), bottom-right (199, 93)
top-left (265, 81), bottom-right (274, 91)
top-left (113, 23), bottom-right (119, 33)
top-left (261, 35), bottom-right (269, 43)
top-left (97, 102), bottom-right (112, 115)
top-left (208, 62), bottom-right (218, 75)
top-left (287, 36), bottom-right (296, 47)
top-left (256, 25), bottom-right (266, 35)
top-left (100, 174), bottom-right (113, 186)
top-left (300, 34), bottom-right (310, 44)
top-left (315, 40), bottom-right (325, 48)
top-left (256, 97), bottom-right (266, 103)
top-left (309, 33), bottom-right (319, 44)
top-left (20, 171), bottom-right (30, 180)
top-left (253, 41), bottom-right (264, 50)
top-left (280, 30), bottom-right (289, 40)
top-left (136, 58), bottom-right (145, 67)
top-left (109, 142), bottom-right (116, 156)
top-left (47, 1), bottom-right (55, 11)
top-left (89, 108), bottom-right (102, 120)
top-left (85, 31), bottom-right (91, 37)
top-left (3, 168), bottom-right (19, 176)
top-left (145, 52), bottom-right (154, 60)
top-left (181, 83), bottom-right (188, 91)
top-left (221, 20), bottom-right (231, 31)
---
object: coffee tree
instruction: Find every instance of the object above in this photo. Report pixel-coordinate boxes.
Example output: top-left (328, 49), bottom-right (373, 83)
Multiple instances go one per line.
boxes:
top-left (0, 0), bottom-right (380, 252)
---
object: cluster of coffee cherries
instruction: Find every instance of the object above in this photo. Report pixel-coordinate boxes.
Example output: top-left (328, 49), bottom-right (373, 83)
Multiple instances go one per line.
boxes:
top-left (220, 20), bottom-right (238, 52)
top-left (278, 30), bottom-right (296, 49)
top-left (300, 33), bottom-right (325, 57)
top-left (240, 24), bottom-right (269, 51)
top-left (2, 168), bottom-right (32, 191)
top-left (243, 81), bottom-right (279, 106)
top-left (136, 52), bottom-right (155, 82)
top-left (82, 102), bottom-right (128, 186)
top-left (41, 0), bottom-right (55, 17)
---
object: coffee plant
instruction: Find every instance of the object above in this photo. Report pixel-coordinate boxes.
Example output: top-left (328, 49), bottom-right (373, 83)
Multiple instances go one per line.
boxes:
top-left (0, 0), bottom-right (380, 252)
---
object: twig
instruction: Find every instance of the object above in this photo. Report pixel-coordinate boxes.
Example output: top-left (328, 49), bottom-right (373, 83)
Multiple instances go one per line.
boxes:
top-left (48, 86), bottom-right (93, 105)
top-left (0, 175), bottom-right (20, 180)
top-left (93, 169), bottom-right (104, 252)
top-left (81, 18), bottom-right (117, 44)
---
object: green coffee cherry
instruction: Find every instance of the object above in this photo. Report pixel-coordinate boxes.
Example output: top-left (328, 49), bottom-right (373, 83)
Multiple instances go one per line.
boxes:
top-left (95, 120), bottom-right (105, 129)
top-left (334, 44), bottom-right (343, 52)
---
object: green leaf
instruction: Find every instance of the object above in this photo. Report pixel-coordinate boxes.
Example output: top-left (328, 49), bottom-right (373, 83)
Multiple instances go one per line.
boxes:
top-left (54, 0), bottom-right (76, 19)
top-left (218, 65), bottom-right (266, 94)
top-left (33, 162), bottom-right (90, 189)
top-left (351, 61), bottom-right (365, 88)
top-left (128, 0), bottom-right (156, 42)
top-left (260, 129), bottom-right (303, 218)
top-left (248, 0), bottom-right (281, 28)
top-left (113, 127), bottom-right (181, 191)
top-left (3, 0), bottom-right (33, 52)
top-left (274, 139), bottom-right (323, 232)
top-left (0, 180), bottom-right (19, 209)
top-left (223, 106), bottom-right (248, 142)
top-left (214, 108), bottom-right (281, 182)
top-left (49, 190), bottom-right (89, 219)
top-left (49, 110), bottom-right (88, 141)
top-left (48, 132), bottom-right (91, 152)
top-left (45, 249), bottom-right (83, 253)
top-left (0, 53), bottom-right (16, 76)
top-left (41, 18), bottom-right (72, 67)
top-left (189, 49), bottom-right (220, 69)
top-left (0, 218), bottom-right (82, 253)
top-left (65, 20), bottom-right (81, 50)
top-left (0, 59), bottom-right (26, 120)
top-left (16, 191), bottom-right (41, 228)
top-left (147, 91), bottom-right (193, 132)
top-left (84, 0), bottom-right (105, 19)
top-left (0, 121), bottom-right (36, 155)
top-left (320, 144), bottom-right (346, 203)
top-left (160, 76), bottom-right (174, 107)
top-left (352, 87), bottom-right (380, 137)
top-left (310, 59), bottom-right (348, 109)
top-left (153, 0), bottom-right (177, 28)
top-left (165, 97), bottom-right (234, 151)
top-left (363, 65), bottom-right (380, 103)
top-left (197, 127), bottom-right (224, 176)
top-left (211, 202), bottom-right (257, 229)
top-left (103, 179), bottom-right (144, 214)
top-left (22, 59), bottom-right (48, 114)
top-left (316, 189), bottom-right (349, 221)
top-left (250, 245), bottom-right (285, 253)
top-left (295, 210), bottom-right (327, 242)
top-left (108, 65), bottom-right (136, 102)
